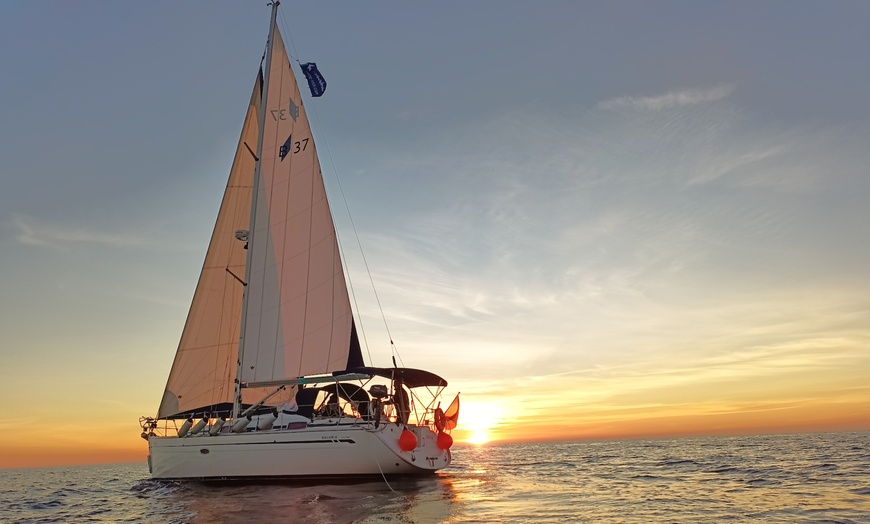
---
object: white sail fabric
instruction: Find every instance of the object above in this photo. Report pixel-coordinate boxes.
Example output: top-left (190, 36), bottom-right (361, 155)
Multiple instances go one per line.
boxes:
top-left (158, 76), bottom-right (265, 419)
top-left (240, 28), bottom-right (356, 384)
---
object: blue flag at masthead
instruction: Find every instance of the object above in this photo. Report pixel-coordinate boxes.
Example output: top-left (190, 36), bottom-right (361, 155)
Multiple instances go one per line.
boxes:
top-left (300, 62), bottom-right (327, 97)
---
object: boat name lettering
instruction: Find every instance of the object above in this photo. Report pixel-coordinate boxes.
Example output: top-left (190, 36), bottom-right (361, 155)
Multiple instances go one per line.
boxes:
top-left (320, 435), bottom-right (338, 440)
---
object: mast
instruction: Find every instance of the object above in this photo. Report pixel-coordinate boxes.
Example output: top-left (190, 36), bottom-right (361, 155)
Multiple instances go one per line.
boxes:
top-left (232, 0), bottom-right (280, 420)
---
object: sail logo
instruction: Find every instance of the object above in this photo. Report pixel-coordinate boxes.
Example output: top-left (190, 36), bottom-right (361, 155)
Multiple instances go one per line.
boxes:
top-left (288, 98), bottom-right (299, 121)
top-left (279, 134), bottom-right (292, 161)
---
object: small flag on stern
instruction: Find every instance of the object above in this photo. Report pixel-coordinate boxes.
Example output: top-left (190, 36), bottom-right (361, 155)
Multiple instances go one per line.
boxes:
top-left (300, 62), bottom-right (327, 97)
top-left (443, 394), bottom-right (460, 430)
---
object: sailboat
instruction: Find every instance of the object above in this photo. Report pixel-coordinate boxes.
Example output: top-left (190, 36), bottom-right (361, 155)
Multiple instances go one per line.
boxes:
top-left (140, 2), bottom-right (458, 480)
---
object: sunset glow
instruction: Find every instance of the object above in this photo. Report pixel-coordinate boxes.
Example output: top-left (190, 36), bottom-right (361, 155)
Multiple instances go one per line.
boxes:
top-left (2, 2), bottom-right (870, 471)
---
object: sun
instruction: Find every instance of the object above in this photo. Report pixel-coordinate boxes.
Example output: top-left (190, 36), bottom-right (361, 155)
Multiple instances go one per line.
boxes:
top-left (468, 429), bottom-right (490, 445)
top-left (456, 400), bottom-right (503, 445)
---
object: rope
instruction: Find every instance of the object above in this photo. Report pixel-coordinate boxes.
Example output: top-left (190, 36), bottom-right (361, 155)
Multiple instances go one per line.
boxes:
top-left (373, 452), bottom-right (397, 493)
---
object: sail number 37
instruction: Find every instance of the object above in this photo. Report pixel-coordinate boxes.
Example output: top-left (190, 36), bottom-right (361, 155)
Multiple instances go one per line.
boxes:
top-left (284, 138), bottom-right (307, 154)
top-left (279, 136), bottom-right (309, 160)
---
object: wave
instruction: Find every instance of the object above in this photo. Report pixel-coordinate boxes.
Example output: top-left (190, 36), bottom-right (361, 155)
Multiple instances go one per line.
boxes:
top-left (658, 458), bottom-right (701, 467)
top-left (708, 466), bottom-right (740, 474)
top-left (631, 474), bottom-right (665, 481)
top-left (129, 479), bottom-right (188, 498)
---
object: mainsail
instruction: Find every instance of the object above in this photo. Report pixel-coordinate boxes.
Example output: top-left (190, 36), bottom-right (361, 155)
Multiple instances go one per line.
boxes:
top-left (157, 25), bottom-right (362, 420)
top-left (157, 75), bottom-right (262, 419)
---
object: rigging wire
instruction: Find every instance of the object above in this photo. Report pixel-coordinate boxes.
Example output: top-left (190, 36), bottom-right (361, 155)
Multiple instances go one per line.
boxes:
top-left (277, 11), bottom-right (404, 368)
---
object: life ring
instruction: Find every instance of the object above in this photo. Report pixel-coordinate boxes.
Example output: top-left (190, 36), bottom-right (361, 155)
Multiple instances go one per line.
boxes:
top-left (434, 407), bottom-right (446, 432)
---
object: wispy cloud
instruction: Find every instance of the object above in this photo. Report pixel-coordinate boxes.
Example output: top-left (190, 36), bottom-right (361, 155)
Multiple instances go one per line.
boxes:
top-left (10, 213), bottom-right (146, 249)
top-left (337, 87), bottom-right (870, 440)
top-left (688, 145), bottom-right (784, 185)
top-left (598, 84), bottom-right (736, 111)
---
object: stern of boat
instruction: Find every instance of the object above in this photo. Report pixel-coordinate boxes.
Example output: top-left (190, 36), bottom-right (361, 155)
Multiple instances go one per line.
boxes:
top-left (373, 423), bottom-right (452, 472)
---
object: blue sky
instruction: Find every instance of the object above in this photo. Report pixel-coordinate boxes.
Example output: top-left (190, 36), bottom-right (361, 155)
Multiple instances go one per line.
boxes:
top-left (1, 1), bottom-right (869, 463)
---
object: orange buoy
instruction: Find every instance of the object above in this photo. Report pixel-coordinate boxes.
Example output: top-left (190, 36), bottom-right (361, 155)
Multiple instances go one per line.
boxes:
top-left (398, 429), bottom-right (418, 451)
top-left (436, 431), bottom-right (454, 450)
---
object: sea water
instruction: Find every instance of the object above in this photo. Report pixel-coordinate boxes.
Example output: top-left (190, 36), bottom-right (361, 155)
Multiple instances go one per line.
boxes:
top-left (1, 431), bottom-right (868, 523)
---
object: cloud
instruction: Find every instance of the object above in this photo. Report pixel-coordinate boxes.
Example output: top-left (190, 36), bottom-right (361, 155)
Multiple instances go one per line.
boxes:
top-left (334, 86), bottom-right (870, 434)
top-left (688, 145), bottom-right (784, 185)
top-left (9, 213), bottom-right (146, 249)
top-left (597, 84), bottom-right (736, 112)
top-left (197, 90), bottom-right (870, 347)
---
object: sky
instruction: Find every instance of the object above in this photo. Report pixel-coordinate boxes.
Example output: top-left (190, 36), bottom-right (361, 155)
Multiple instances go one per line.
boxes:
top-left (1, 1), bottom-right (869, 469)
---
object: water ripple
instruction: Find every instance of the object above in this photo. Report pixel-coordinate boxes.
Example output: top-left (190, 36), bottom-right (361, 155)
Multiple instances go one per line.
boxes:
top-left (0, 431), bottom-right (867, 523)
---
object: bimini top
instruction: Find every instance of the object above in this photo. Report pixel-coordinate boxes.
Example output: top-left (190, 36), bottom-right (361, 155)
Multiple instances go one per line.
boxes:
top-left (335, 367), bottom-right (448, 388)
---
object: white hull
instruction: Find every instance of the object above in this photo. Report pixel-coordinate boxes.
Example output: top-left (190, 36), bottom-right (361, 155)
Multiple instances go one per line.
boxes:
top-left (148, 422), bottom-right (450, 480)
